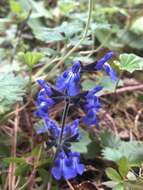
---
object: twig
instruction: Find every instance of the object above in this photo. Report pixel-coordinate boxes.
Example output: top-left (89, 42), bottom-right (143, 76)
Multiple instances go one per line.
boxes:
top-left (66, 180), bottom-right (75, 190)
top-left (8, 104), bottom-right (20, 190)
top-left (101, 84), bottom-right (143, 97)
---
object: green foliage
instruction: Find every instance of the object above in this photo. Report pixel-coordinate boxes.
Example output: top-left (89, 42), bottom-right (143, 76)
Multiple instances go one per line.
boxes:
top-left (71, 127), bottom-right (92, 153)
top-left (117, 157), bottom-right (129, 178)
top-left (0, 73), bottom-right (25, 114)
top-left (105, 167), bottom-right (122, 182)
top-left (101, 130), bottom-right (143, 166)
top-left (117, 53), bottom-right (143, 73)
top-left (18, 51), bottom-right (43, 68)
top-left (58, 0), bottom-right (75, 15)
top-left (99, 76), bottom-right (123, 93)
top-left (131, 16), bottom-right (143, 35)
top-left (100, 129), bottom-right (121, 148)
top-left (29, 20), bottom-right (65, 43)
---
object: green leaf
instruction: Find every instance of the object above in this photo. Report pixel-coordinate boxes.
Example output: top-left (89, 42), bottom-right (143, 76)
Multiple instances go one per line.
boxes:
top-left (3, 157), bottom-right (25, 164)
top-left (119, 31), bottom-right (143, 50)
top-left (118, 53), bottom-right (143, 73)
top-left (58, 0), bottom-right (75, 14)
top-left (131, 16), bottom-right (143, 35)
top-left (28, 19), bottom-right (64, 43)
top-left (100, 129), bottom-right (121, 148)
top-left (18, 51), bottom-right (43, 68)
top-left (15, 164), bottom-right (31, 176)
top-left (105, 167), bottom-right (122, 182)
top-left (18, 0), bottom-right (52, 19)
top-left (99, 76), bottom-right (123, 93)
top-left (113, 183), bottom-right (124, 190)
top-left (71, 127), bottom-right (91, 153)
top-left (10, 0), bottom-right (23, 15)
top-left (102, 141), bottom-right (143, 166)
top-left (102, 181), bottom-right (118, 188)
top-left (82, 79), bottom-right (97, 91)
top-left (118, 157), bottom-right (129, 178)
top-left (0, 73), bottom-right (25, 114)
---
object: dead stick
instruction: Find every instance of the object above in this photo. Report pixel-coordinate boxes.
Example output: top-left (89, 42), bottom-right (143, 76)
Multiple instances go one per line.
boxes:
top-left (101, 84), bottom-right (143, 96)
top-left (9, 104), bottom-right (20, 190)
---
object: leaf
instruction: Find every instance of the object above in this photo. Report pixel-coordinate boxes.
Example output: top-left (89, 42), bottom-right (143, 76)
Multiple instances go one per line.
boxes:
top-left (0, 73), bottom-right (25, 114)
top-left (3, 157), bottom-right (25, 164)
top-left (102, 141), bottom-right (143, 166)
top-left (102, 181), bottom-right (118, 188)
top-left (99, 76), bottom-right (123, 93)
top-left (105, 167), bottom-right (122, 182)
top-left (131, 16), bottom-right (143, 35)
top-left (18, 0), bottom-right (52, 19)
top-left (58, 0), bottom-right (75, 14)
top-left (119, 30), bottom-right (143, 50)
top-left (100, 129), bottom-right (121, 148)
top-left (113, 183), bottom-right (124, 190)
top-left (56, 21), bottom-right (83, 37)
top-left (82, 79), bottom-right (97, 91)
top-left (10, 0), bottom-right (23, 15)
top-left (118, 53), bottom-right (143, 73)
top-left (71, 127), bottom-right (91, 153)
top-left (18, 51), bottom-right (43, 68)
top-left (28, 19), bottom-right (64, 43)
top-left (118, 157), bottom-right (129, 178)
top-left (15, 164), bottom-right (31, 176)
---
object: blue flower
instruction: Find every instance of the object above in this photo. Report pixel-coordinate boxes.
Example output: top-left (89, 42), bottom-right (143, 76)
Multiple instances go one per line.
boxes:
top-left (51, 151), bottom-right (84, 180)
top-left (35, 80), bottom-right (54, 118)
top-left (37, 79), bottom-right (52, 96)
top-left (82, 86), bottom-right (102, 126)
top-left (95, 52), bottom-right (117, 80)
top-left (56, 61), bottom-right (81, 96)
top-left (51, 151), bottom-right (76, 180)
top-left (69, 152), bottom-right (84, 175)
top-left (83, 109), bottom-right (98, 126)
top-left (63, 119), bottom-right (79, 142)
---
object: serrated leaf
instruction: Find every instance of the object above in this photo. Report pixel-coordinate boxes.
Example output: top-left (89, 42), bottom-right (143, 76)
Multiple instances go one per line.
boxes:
top-left (71, 127), bottom-right (91, 153)
top-left (105, 167), bottom-right (122, 182)
top-left (100, 129), bottom-right (121, 148)
top-left (0, 73), bottom-right (25, 114)
top-left (102, 141), bottom-right (143, 166)
top-left (18, 51), bottom-right (43, 68)
top-left (118, 53), bottom-right (143, 73)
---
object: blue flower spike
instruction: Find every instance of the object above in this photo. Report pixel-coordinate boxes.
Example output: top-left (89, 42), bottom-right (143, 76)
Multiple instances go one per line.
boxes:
top-left (35, 53), bottom-right (118, 181)
top-left (56, 61), bottom-right (81, 96)
top-left (95, 52), bottom-right (117, 81)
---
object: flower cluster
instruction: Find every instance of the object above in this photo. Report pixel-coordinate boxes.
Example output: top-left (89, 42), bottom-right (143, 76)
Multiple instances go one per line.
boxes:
top-left (35, 52), bottom-right (117, 180)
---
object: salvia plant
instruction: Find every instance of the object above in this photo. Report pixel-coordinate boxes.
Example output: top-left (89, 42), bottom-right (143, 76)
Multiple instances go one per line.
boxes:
top-left (35, 51), bottom-right (117, 180)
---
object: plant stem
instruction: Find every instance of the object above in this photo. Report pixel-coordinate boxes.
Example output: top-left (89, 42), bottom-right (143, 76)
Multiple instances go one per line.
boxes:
top-left (59, 98), bottom-right (70, 144)
top-left (45, 0), bottom-right (93, 79)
